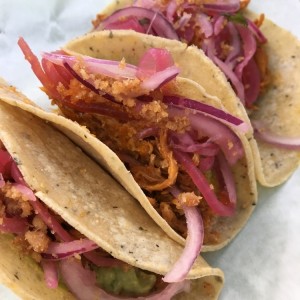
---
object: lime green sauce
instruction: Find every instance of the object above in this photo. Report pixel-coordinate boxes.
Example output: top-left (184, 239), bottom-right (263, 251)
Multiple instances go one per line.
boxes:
top-left (95, 266), bottom-right (157, 296)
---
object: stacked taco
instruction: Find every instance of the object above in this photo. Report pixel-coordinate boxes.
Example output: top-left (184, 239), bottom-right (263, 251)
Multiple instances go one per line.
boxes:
top-left (0, 78), bottom-right (224, 299)
top-left (88, 0), bottom-right (300, 187)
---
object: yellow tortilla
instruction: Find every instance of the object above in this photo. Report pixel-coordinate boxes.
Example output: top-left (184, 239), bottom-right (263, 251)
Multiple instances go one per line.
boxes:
top-left (94, 0), bottom-right (300, 186)
top-left (0, 80), bottom-right (224, 299)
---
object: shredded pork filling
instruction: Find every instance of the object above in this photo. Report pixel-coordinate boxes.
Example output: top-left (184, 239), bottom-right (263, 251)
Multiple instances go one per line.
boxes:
top-left (55, 78), bottom-right (229, 244)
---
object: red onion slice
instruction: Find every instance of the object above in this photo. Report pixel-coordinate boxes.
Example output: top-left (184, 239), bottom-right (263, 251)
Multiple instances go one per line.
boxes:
top-left (163, 96), bottom-right (249, 133)
top-left (0, 173), bottom-right (4, 188)
top-left (137, 48), bottom-right (176, 77)
top-left (203, 1), bottom-right (240, 13)
top-left (170, 133), bottom-right (220, 156)
top-left (196, 13), bottom-right (213, 38)
top-left (30, 200), bottom-right (73, 242)
top-left (247, 19), bottom-right (268, 44)
top-left (41, 260), bottom-right (59, 289)
top-left (217, 153), bottom-right (236, 206)
top-left (199, 156), bottom-right (216, 172)
top-left (242, 58), bottom-right (261, 107)
top-left (43, 239), bottom-right (98, 260)
top-left (165, 0), bottom-right (178, 22)
top-left (189, 112), bottom-right (244, 165)
top-left (214, 15), bottom-right (226, 36)
top-left (104, 17), bottom-right (146, 33)
top-left (173, 150), bottom-right (235, 216)
top-left (168, 106), bottom-right (244, 165)
top-left (97, 7), bottom-right (179, 40)
top-left (57, 97), bottom-right (132, 122)
top-left (136, 127), bottom-right (159, 139)
top-left (141, 66), bottom-right (179, 90)
top-left (203, 0), bottom-right (240, 13)
top-left (252, 120), bottom-right (300, 149)
top-left (225, 22), bottom-right (242, 67)
top-left (234, 25), bottom-right (257, 80)
top-left (0, 217), bottom-right (28, 234)
top-left (137, 48), bottom-right (179, 89)
top-left (140, 281), bottom-right (190, 300)
top-left (12, 183), bottom-right (36, 201)
top-left (60, 258), bottom-right (99, 300)
top-left (213, 55), bottom-right (245, 103)
top-left (172, 142), bottom-right (219, 157)
top-left (43, 52), bottom-right (138, 80)
top-left (0, 149), bottom-right (13, 175)
top-left (163, 202), bottom-right (204, 282)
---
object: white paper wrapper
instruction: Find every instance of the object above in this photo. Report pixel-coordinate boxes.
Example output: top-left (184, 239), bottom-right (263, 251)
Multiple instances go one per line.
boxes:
top-left (0, 0), bottom-right (299, 299)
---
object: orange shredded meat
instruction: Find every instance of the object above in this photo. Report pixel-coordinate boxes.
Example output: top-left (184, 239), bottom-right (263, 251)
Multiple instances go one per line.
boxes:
top-left (142, 129), bottom-right (178, 191)
top-left (240, 0), bottom-right (250, 9)
top-left (254, 13), bottom-right (265, 28)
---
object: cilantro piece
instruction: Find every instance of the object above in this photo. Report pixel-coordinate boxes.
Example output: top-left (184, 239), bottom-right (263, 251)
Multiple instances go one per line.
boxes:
top-left (225, 12), bottom-right (248, 26)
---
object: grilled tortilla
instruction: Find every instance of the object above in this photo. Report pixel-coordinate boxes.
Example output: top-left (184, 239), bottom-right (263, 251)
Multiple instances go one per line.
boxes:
top-left (0, 79), bottom-right (224, 299)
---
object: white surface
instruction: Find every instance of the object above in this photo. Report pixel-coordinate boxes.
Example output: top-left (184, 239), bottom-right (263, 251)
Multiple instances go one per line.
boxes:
top-left (0, 0), bottom-right (299, 299)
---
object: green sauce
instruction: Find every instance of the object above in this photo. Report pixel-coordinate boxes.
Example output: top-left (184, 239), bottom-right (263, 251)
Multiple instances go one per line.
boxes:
top-left (95, 266), bottom-right (157, 297)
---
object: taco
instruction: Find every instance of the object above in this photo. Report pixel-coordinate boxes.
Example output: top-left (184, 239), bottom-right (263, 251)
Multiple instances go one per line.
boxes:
top-left (90, 0), bottom-right (300, 187)
top-left (19, 38), bottom-right (257, 255)
top-left (0, 79), bottom-right (224, 299)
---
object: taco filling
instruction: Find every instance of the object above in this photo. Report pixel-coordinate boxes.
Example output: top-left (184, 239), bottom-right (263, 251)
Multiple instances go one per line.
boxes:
top-left (93, 0), bottom-right (269, 109)
top-left (19, 36), bottom-right (252, 256)
top-left (0, 144), bottom-right (191, 299)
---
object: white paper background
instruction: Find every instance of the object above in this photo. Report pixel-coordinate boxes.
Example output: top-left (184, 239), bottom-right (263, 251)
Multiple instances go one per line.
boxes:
top-left (0, 0), bottom-right (299, 299)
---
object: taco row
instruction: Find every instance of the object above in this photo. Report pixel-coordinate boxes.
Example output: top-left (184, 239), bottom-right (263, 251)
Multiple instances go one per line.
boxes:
top-left (1, 0), bottom-right (300, 298)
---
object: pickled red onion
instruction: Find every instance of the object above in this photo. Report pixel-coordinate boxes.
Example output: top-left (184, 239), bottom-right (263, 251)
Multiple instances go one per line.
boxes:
top-left (163, 95), bottom-right (249, 133)
top-left (163, 189), bottom-right (203, 282)
top-left (43, 239), bottom-right (98, 260)
top-left (203, 1), bottom-right (240, 13)
top-left (41, 260), bottom-right (59, 289)
top-left (30, 200), bottom-right (73, 242)
top-left (0, 173), bottom-right (4, 188)
top-left (0, 149), bottom-right (13, 176)
top-left (12, 183), bottom-right (36, 201)
top-left (252, 121), bottom-right (300, 149)
top-left (96, 7), bottom-right (179, 40)
top-left (217, 153), bottom-right (237, 206)
top-left (173, 150), bottom-right (235, 216)
top-left (0, 217), bottom-right (28, 234)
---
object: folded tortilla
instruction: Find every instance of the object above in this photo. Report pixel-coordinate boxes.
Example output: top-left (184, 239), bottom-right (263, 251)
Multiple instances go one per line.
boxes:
top-left (0, 79), bottom-right (224, 299)
top-left (92, 0), bottom-right (300, 187)
top-left (18, 38), bottom-right (257, 252)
